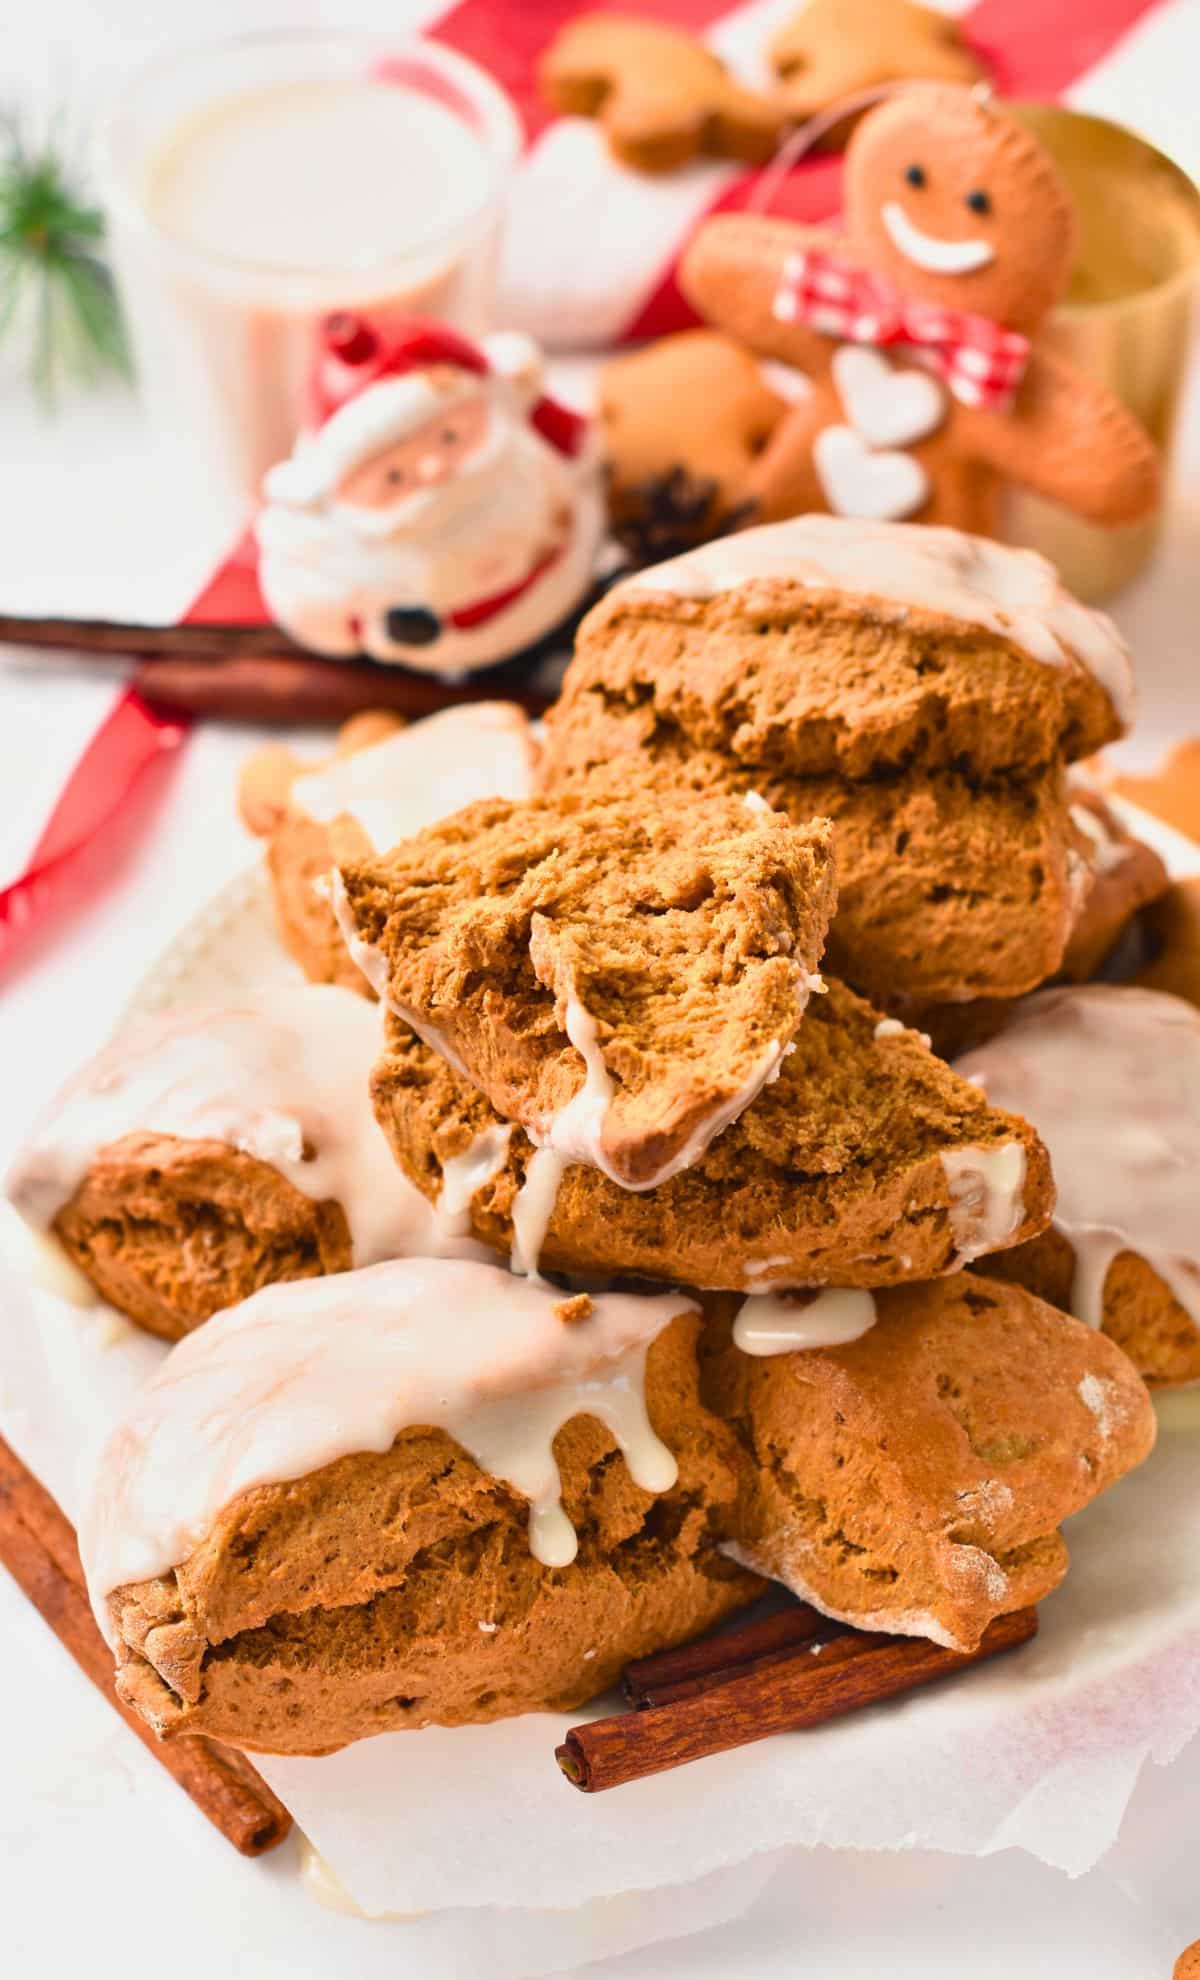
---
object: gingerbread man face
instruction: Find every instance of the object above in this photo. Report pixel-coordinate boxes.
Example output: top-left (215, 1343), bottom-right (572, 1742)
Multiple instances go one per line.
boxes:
top-left (844, 85), bottom-right (1078, 332)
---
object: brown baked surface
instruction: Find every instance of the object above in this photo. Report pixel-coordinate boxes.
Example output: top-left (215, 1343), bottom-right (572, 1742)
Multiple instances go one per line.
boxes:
top-left (981, 1225), bottom-right (1200, 1391)
top-left (544, 578), bottom-right (1123, 788)
top-left (107, 1311), bottom-right (761, 1754)
top-left (267, 811), bottom-right (375, 998)
top-left (1136, 876), bottom-right (1200, 1010)
top-left (700, 1273), bottom-right (1156, 1650)
top-left (341, 788), bottom-right (836, 1187)
top-left (370, 978), bottom-right (1053, 1290)
top-left (53, 1132), bottom-right (352, 1343)
top-left (539, 739), bottom-right (1084, 1005)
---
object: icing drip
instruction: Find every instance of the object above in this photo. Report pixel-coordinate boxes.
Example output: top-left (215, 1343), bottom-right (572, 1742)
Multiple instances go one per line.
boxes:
top-left (3, 986), bottom-right (454, 1268)
top-left (292, 701), bottom-right (535, 853)
top-left (733, 1289), bottom-right (877, 1355)
top-left (81, 1259), bottom-right (685, 1620)
top-left (956, 986), bottom-right (1200, 1333)
top-left (331, 872), bottom-right (475, 1076)
top-left (435, 1125), bottom-right (513, 1243)
top-left (621, 516), bottom-right (1133, 725)
top-left (940, 1142), bottom-right (1026, 1264)
top-left (1069, 800), bottom-right (1131, 877)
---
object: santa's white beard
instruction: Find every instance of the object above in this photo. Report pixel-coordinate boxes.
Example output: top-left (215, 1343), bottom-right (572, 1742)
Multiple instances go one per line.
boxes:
top-left (266, 424), bottom-right (565, 612)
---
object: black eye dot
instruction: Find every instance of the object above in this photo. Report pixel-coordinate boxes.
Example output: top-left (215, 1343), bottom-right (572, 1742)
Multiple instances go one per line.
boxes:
top-left (905, 163), bottom-right (926, 189)
top-left (387, 468), bottom-right (404, 484)
top-left (442, 428), bottom-right (458, 443)
top-left (966, 188), bottom-right (991, 215)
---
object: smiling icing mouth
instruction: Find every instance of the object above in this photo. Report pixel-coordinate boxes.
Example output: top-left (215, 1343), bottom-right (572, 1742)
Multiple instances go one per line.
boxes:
top-left (881, 201), bottom-right (995, 275)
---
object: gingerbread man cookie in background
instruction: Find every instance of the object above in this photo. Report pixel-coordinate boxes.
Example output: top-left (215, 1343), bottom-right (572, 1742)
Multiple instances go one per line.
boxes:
top-left (256, 317), bottom-right (605, 676)
top-left (767, 0), bottom-right (984, 145)
top-left (539, 13), bottom-right (785, 172)
top-left (678, 84), bottom-right (1162, 536)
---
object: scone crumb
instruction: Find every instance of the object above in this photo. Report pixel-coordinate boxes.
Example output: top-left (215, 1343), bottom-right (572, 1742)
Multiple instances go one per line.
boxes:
top-left (555, 1293), bottom-right (595, 1325)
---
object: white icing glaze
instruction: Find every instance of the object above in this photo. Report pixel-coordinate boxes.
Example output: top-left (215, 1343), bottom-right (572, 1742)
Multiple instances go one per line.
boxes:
top-left (434, 1125), bottom-right (513, 1244)
top-left (3, 986), bottom-right (457, 1269)
top-left (81, 1258), bottom-right (686, 1623)
top-left (955, 986), bottom-right (1200, 1331)
top-left (733, 1289), bottom-right (877, 1355)
top-left (291, 701), bottom-right (535, 853)
top-left (940, 1142), bottom-right (1026, 1264)
top-left (330, 871), bottom-right (475, 1078)
top-left (813, 424), bottom-right (929, 521)
top-left (621, 516), bottom-right (1134, 726)
top-left (1069, 800), bottom-right (1130, 878)
top-left (832, 345), bottom-right (945, 449)
top-left (874, 1017), bottom-right (907, 1039)
top-left (881, 200), bottom-right (995, 275)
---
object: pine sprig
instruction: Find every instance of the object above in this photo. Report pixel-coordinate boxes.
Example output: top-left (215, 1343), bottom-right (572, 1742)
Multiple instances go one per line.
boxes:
top-left (0, 111), bottom-right (130, 408)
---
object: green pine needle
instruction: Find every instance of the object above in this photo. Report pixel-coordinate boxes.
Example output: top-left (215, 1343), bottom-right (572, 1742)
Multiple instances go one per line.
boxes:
top-left (0, 111), bottom-right (130, 408)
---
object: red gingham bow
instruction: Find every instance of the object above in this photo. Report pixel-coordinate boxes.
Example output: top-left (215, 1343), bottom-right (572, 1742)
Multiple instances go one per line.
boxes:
top-left (773, 250), bottom-right (1031, 413)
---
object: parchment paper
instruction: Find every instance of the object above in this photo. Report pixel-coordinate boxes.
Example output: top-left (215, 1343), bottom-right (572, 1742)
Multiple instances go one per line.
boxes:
top-left (1, 801), bottom-right (1198, 1966)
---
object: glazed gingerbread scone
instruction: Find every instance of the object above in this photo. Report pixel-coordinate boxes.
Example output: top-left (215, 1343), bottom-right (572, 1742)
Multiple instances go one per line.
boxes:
top-left (956, 986), bottom-right (1200, 1388)
top-left (542, 519), bottom-right (1133, 786)
top-left (255, 702), bottom-right (538, 995)
top-left (237, 709), bottom-right (406, 839)
top-left (4, 987), bottom-right (452, 1341)
top-left (339, 787), bottom-right (837, 1189)
top-left (539, 15), bottom-right (785, 174)
top-left (371, 978), bottom-right (1053, 1289)
top-left (700, 1273), bottom-right (1156, 1652)
top-left (540, 740), bottom-right (1086, 1006)
top-left (84, 1261), bottom-right (762, 1755)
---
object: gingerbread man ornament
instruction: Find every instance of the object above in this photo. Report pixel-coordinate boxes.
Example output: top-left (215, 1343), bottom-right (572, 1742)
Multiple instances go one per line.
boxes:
top-left (679, 85), bottom-right (1161, 535)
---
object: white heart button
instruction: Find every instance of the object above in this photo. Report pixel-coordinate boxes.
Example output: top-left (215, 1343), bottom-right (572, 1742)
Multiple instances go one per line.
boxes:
top-left (813, 424), bottom-right (930, 522)
top-left (832, 345), bottom-right (945, 449)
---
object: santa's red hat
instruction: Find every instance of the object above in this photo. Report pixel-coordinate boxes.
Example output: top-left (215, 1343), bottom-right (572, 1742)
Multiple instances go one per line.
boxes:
top-left (265, 315), bottom-right (588, 506)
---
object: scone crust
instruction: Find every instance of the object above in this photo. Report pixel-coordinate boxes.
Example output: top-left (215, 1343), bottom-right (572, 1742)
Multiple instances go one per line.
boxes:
top-left (546, 580), bottom-right (1124, 786)
top-left (54, 1132), bottom-right (352, 1341)
top-left (267, 812), bottom-right (375, 997)
top-left (106, 1313), bottom-right (761, 1753)
top-left (370, 979), bottom-right (1054, 1290)
top-left (341, 787), bottom-right (836, 1186)
top-left (700, 1273), bottom-right (1156, 1649)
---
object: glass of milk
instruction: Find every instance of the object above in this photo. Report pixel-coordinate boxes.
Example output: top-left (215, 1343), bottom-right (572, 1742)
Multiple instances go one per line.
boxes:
top-left (98, 31), bottom-right (522, 507)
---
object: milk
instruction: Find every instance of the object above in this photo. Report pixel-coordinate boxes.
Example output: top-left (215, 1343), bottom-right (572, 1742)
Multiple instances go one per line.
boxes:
top-left (100, 36), bottom-right (520, 508)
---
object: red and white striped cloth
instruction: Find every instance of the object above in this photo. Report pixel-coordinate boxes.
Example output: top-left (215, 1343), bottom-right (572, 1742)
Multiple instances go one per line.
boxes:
top-left (773, 250), bottom-right (1031, 410)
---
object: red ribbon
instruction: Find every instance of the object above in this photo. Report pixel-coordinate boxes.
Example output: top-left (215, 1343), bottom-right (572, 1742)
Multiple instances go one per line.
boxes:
top-left (0, 690), bottom-right (188, 979)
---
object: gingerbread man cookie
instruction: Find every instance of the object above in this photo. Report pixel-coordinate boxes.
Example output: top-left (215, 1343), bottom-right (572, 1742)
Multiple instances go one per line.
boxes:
top-left (539, 14), bottom-right (786, 173)
top-left (768, 0), bottom-right (984, 143)
top-left (679, 85), bottom-right (1161, 537)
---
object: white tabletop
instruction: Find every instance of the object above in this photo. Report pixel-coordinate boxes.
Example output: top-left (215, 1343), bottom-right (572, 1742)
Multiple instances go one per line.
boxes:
top-left (3, 0), bottom-right (1200, 1973)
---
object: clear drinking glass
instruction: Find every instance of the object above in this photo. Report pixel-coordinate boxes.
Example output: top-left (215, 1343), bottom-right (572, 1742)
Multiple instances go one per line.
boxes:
top-left (98, 30), bottom-right (522, 507)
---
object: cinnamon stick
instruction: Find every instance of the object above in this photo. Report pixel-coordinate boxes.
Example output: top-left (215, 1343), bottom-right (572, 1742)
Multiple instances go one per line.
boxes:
top-left (0, 1437), bottom-right (291, 1855)
top-left (133, 652), bottom-right (554, 727)
top-left (623, 1602), bottom-right (835, 1708)
top-left (557, 1606), bottom-right (1038, 1793)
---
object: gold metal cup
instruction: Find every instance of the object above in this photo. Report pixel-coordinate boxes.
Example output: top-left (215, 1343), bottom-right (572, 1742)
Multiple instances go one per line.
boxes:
top-left (1003, 103), bottom-right (1200, 601)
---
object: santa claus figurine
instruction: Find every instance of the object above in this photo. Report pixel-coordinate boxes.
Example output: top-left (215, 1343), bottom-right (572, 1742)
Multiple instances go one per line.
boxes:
top-left (257, 316), bottom-right (605, 675)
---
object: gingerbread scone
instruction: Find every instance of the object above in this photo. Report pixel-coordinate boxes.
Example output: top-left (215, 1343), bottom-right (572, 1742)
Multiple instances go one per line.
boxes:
top-left (956, 986), bottom-right (1200, 1388)
top-left (767, 0), bottom-right (984, 143)
top-left (539, 15), bottom-right (785, 173)
top-left (251, 703), bottom-right (537, 995)
top-left (540, 518), bottom-right (1134, 1004)
top-left (371, 980), bottom-right (1052, 1288)
top-left (4, 988), bottom-right (451, 1342)
top-left (909, 786), bottom-right (1169, 1058)
top-left (679, 87), bottom-right (1160, 535)
top-left (599, 332), bottom-right (785, 559)
top-left (701, 1273), bottom-right (1156, 1651)
top-left (544, 519), bottom-right (1131, 783)
top-left (338, 787), bottom-right (836, 1189)
top-left (84, 1261), bottom-right (761, 1755)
